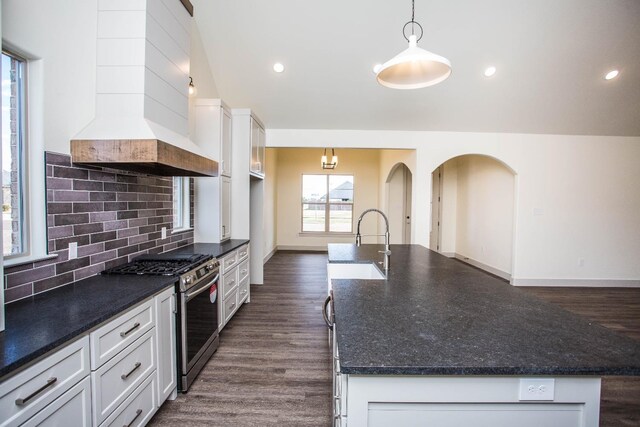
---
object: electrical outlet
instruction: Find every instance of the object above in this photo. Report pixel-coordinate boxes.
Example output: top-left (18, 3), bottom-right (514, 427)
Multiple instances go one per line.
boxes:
top-left (161, 227), bottom-right (167, 239)
top-left (519, 378), bottom-right (555, 401)
top-left (69, 242), bottom-right (78, 260)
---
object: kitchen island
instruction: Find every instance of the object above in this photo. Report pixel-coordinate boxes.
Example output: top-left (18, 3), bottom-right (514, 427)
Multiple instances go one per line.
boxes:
top-left (327, 244), bottom-right (640, 427)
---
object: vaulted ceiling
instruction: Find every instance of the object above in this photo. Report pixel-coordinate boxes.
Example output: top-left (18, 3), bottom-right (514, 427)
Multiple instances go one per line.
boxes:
top-left (193, 0), bottom-right (640, 136)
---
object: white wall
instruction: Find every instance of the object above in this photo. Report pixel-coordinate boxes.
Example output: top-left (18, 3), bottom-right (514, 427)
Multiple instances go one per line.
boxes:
top-left (455, 156), bottom-right (515, 276)
top-left (267, 129), bottom-right (640, 286)
top-left (440, 160), bottom-right (458, 254)
top-left (275, 148), bottom-right (380, 250)
top-left (378, 150), bottom-right (416, 242)
top-left (263, 148), bottom-right (278, 260)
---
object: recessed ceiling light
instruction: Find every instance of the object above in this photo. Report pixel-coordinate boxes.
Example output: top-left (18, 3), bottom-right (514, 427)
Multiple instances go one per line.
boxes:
top-left (373, 63), bottom-right (383, 74)
top-left (604, 69), bottom-right (619, 80)
top-left (484, 66), bottom-right (497, 77)
top-left (273, 63), bottom-right (285, 73)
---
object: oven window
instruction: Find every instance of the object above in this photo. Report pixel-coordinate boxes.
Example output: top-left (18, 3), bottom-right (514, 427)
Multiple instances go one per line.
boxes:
top-left (186, 285), bottom-right (218, 363)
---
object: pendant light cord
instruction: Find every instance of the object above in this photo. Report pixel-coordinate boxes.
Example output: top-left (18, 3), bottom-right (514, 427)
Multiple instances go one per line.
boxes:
top-left (403, 0), bottom-right (423, 42)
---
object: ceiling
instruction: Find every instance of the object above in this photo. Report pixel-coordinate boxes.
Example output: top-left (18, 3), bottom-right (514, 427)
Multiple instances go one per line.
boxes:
top-left (193, 0), bottom-right (640, 136)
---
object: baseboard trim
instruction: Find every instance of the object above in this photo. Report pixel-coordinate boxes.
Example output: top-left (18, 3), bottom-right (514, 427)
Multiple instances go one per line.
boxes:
top-left (454, 253), bottom-right (511, 281)
top-left (511, 278), bottom-right (640, 288)
top-left (440, 252), bottom-right (456, 258)
top-left (263, 247), bottom-right (277, 264)
top-left (276, 245), bottom-right (328, 252)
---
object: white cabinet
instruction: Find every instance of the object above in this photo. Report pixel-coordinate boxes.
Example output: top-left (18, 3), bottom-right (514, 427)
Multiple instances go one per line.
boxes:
top-left (221, 177), bottom-right (232, 240)
top-left (250, 117), bottom-right (265, 177)
top-left (154, 287), bottom-right (177, 405)
top-left (194, 175), bottom-right (232, 243)
top-left (218, 244), bottom-right (250, 331)
top-left (0, 287), bottom-right (177, 427)
top-left (194, 99), bottom-right (233, 243)
top-left (0, 337), bottom-right (90, 427)
top-left (194, 99), bottom-right (232, 177)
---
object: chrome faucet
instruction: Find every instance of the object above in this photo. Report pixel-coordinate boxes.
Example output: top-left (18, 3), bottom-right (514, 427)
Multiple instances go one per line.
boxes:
top-left (355, 209), bottom-right (391, 272)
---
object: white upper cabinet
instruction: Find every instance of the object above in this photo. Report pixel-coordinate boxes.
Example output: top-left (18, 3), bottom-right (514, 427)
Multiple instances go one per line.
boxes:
top-left (250, 116), bottom-right (265, 178)
top-left (195, 99), bottom-right (232, 177)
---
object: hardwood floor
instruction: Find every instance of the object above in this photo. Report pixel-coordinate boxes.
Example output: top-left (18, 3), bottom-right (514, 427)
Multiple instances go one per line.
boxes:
top-left (150, 252), bottom-right (640, 426)
top-left (150, 252), bottom-right (332, 426)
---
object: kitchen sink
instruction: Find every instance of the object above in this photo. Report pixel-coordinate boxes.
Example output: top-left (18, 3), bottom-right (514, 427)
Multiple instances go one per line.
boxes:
top-left (328, 262), bottom-right (386, 280)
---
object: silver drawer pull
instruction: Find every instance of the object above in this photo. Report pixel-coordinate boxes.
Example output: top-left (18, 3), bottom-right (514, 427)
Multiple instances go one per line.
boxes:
top-left (240, 251), bottom-right (247, 257)
top-left (229, 303), bottom-right (236, 310)
top-left (121, 362), bottom-right (142, 380)
top-left (241, 289), bottom-right (247, 295)
top-left (241, 269), bottom-right (247, 275)
top-left (15, 377), bottom-right (57, 406)
top-left (123, 408), bottom-right (143, 427)
top-left (120, 322), bottom-right (141, 338)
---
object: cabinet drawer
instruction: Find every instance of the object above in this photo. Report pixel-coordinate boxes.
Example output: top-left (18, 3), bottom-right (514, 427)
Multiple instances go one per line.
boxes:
top-left (237, 244), bottom-right (249, 262)
top-left (222, 269), bottom-right (238, 299)
top-left (223, 289), bottom-right (239, 325)
top-left (221, 251), bottom-right (238, 273)
top-left (91, 329), bottom-right (156, 425)
top-left (238, 259), bottom-right (249, 284)
top-left (0, 336), bottom-right (90, 427)
top-left (22, 376), bottom-right (91, 427)
top-left (100, 373), bottom-right (157, 427)
top-left (238, 275), bottom-right (250, 305)
top-left (90, 299), bottom-right (155, 370)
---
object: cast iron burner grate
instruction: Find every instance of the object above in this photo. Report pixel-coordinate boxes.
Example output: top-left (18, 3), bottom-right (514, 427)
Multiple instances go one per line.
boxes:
top-left (102, 253), bottom-right (212, 276)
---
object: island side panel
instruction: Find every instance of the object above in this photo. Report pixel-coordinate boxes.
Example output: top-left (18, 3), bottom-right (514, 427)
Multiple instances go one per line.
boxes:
top-left (345, 375), bottom-right (601, 427)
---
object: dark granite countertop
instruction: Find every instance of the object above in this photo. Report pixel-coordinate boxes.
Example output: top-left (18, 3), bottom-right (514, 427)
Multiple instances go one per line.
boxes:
top-left (0, 239), bottom-right (250, 380)
top-left (167, 239), bottom-right (249, 260)
top-left (328, 243), bottom-right (640, 376)
top-left (0, 274), bottom-right (177, 379)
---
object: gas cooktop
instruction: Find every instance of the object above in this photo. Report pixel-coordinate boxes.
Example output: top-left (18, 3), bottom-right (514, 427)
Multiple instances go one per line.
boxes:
top-left (102, 253), bottom-right (213, 276)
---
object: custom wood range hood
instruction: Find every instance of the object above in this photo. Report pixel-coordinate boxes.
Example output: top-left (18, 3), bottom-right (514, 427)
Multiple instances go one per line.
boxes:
top-left (70, 139), bottom-right (218, 177)
top-left (70, 0), bottom-right (217, 177)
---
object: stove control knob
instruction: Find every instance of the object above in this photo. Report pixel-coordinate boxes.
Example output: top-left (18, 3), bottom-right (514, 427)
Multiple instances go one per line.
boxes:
top-left (206, 264), bottom-right (214, 271)
top-left (185, 275), bottom-right (193, 284)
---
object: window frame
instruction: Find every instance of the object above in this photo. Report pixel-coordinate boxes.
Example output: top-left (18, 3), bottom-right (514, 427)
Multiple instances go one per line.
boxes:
top-left (172, 176), bottom-right (191, 232)
top-left (301, 173), bottom-right (354, 234)
top-left (2, 49), bottom-right (28, 259)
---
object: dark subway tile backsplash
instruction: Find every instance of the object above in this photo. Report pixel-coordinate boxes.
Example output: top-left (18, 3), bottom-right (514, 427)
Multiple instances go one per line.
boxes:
top-left (3, 152), bottom-right (195, 304)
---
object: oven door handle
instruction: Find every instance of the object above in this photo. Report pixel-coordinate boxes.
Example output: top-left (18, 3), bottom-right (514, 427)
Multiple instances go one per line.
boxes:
top-left (185, 274), bottom-right (220, 302)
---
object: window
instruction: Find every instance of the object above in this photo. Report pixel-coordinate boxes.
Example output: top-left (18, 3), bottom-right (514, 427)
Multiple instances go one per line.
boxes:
top-left (173, 177), bottom-right (190, 231)
top-left (302, 174), bottom-right (354, 233)
top-left (2, 51), bottom-right (27, 256)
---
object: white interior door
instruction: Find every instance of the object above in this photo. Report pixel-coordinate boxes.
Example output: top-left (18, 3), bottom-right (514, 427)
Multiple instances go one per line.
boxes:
top-left (429, 167), bottom-right (442, 251)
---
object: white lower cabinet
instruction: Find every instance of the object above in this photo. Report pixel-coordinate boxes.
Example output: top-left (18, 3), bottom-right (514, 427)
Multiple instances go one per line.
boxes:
top-left (22, 377), bottom-right (92, 427)
top-left (91, 329), bottom-right (156, 425)
top-left (154, 287), bottom-right (177, 405)
top-left (99, 374), bottom-right (157, 427)
top-left (0, 286), bottom-right (177, 427)
top-left (219, 244), bottom-right (250, 331)
top-left (0, 336), bottom-right (90, 427)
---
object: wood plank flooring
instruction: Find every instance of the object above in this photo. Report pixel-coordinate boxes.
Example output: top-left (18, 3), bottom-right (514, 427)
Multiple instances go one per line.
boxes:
top-left (150, 252), bottom-right (640, 426)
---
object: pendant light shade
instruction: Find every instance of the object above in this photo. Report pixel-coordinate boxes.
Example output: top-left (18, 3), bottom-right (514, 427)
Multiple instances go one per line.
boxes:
top-left (376, 0), bottom-right (451, 89)
top-left (376, 35), bottom-right (451, 89)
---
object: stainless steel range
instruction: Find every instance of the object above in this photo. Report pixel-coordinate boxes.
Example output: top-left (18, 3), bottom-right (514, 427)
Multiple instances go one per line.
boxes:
top-left (104, 253), bottom-right (220, 392)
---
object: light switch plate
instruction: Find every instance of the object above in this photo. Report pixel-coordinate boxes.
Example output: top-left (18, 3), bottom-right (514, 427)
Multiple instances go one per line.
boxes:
top-left (519, 378), bottom-right (555, 401)
top-left (68, 242), bottom-right (78, 260)
top-left (161, 227), bottom-right (167, 239)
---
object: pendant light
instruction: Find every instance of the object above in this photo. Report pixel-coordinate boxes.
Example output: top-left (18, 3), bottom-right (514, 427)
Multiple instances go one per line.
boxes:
top-left (376, 0), bottom-right (451, 89)
top-left (321, 148), bottom-right (338, 170)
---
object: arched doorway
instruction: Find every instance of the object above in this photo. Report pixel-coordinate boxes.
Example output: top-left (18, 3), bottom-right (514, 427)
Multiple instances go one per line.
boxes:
top-left (385, 163), bottom-right (413, 244)
top-left (430, 155), bottom-right (516, 280)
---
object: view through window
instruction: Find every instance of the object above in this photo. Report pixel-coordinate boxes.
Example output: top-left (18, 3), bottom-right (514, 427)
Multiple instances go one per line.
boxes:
top-left (302, 174), bottom-right (354, 233)
top-left (2, 51), bottom-right (26, 256)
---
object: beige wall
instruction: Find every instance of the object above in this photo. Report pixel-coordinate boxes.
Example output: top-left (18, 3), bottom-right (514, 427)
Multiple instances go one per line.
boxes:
top-left (275, 148), bottom-right (381, 249)
top-left (378, 150), bottom-right (416, 242)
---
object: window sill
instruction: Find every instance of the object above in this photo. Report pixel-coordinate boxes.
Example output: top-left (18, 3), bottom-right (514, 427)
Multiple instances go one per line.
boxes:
top-left (172, 227), bottom-right (194, 235)
top-left (3, 253), bottom-right (58, 268)
top-left (298, 232), bottom-right (355, 237)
